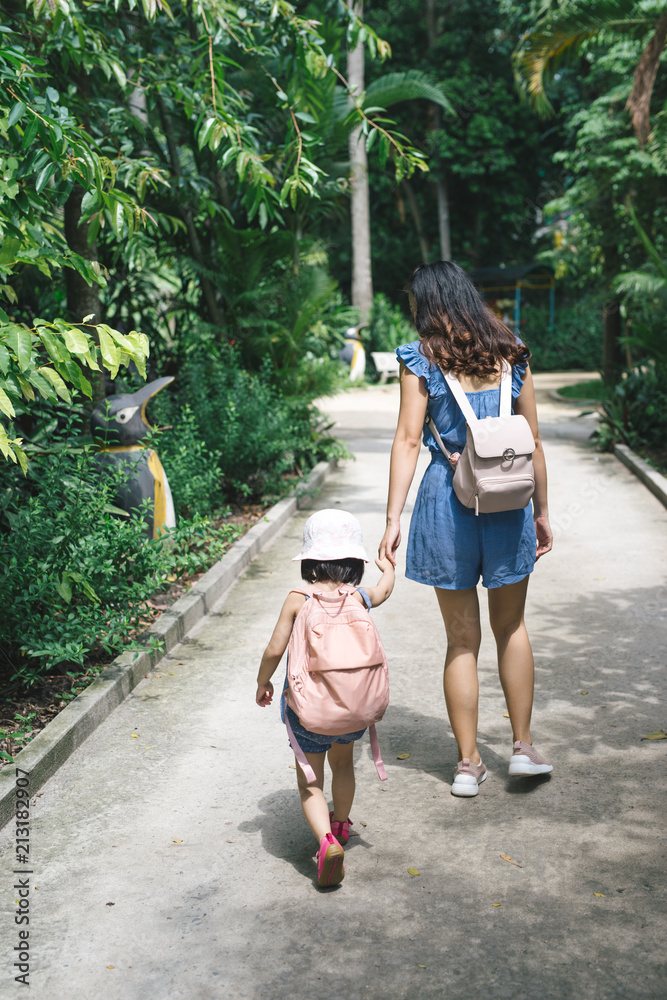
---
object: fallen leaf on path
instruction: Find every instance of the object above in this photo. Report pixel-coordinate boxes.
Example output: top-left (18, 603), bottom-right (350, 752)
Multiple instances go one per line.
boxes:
top-left (593, 893), bottom-right (606, 897)
top-left (407, 868), bottom-right (420, 876)
top-left (397, 753), bottom-right (411, 760)
top-left (503, 713), bottom-right (510, 718)
top-left (581, 691), bottom-right (588, 695)
top-left (131, 734), bottom-right (138, 738)
top-left (288, 764), bottom-right (296, 769)
top-left (594, 577), bottom-right (606, 581)
top-left (225, 839), bottom-right (234, 843)
top-left (361, 821), bottom-right (367, 827)
top-left (143, 746), bottom-right (152, 749)
top-left (172, 839), bottom-right (183, 843)
top-left (492, 903), bottom-right (502, 907)
top-left (107, 966), bottom-right (115, 969)
top-left (641, 730), bottom-right (667, 740)
top-left (417, 965), bottom-right (426, 968)
top-left (106, 902), bottom-right (115, 907)
top-left (500, 854), bottom-right (523, 868)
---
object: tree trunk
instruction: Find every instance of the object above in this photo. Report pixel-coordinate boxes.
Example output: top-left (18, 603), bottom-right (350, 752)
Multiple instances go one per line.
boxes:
top-left (626, 14), bottom-right (667, 148)
top-left (602, 298), bottom-right (624, 385)
top-left (156, 94), bottom-right (225, 330)
top-left (401, 179), bottom-right (430, 262)
top-left (426, 0), bottom-right (451, 260)
top-left (64, 183), bottom-right (105, 406)
top-left (348, 0), bottom-right (373, 323)
top-left (436, 175), bottom-right (451, 260)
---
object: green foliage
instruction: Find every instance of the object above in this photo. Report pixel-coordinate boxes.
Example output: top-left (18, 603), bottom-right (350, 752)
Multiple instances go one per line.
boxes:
top-left (0, 424), bottom-right (242, 688)
top-left (151, 405), bottom-right (224, 520)
top-left (595, 362), bottom-right (667, 453)
top-left (344, 0), bottom-right (567, 299)
top-left (0, 313), bottom-right (149, 467)
top-left (151, 348), bottom-right (349, 503)
top-left (520, 296), bottom-right (605, 371)
top-left (513, 0), bottom-right (655, 118)
top-left (367, 293), bottom-right (414, 355)
top-left (556, 379), bottom-right (608, 400)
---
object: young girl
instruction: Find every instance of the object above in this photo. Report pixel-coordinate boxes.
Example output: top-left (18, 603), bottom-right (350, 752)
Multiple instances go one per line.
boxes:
top-left (256, 508), bottom-right (395, 887)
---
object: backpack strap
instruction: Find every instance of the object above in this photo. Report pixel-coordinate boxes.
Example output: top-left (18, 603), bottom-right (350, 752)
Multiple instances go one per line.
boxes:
top-left (285, 711), bottom-right (317, 785)
top-left (286, 713), bottom-right (388, 785)
top-left (425, 412), bottom-right (455, 466)
top-left (444, 361), bottom-right (513, 421)
top-left (356, 587), bottom-right (372, 610)
top-left (369, 724), bottom-right (388, 781)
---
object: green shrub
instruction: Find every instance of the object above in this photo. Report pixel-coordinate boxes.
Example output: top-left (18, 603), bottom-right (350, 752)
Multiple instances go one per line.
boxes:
top-left (152, 347), bottom-right (349, 502)
top-left (367, 293), bottom-right (414, 359)
top-left (0, 424), bottom-right (241, 689)
top-left (595, 362), bottom-right (667, 455)
top-left (152, 404), bottom-right (224, 519)
top-left (519, 295), bottom-right (604, 372)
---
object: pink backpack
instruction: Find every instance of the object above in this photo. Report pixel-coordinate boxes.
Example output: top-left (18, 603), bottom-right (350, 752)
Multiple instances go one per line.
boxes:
top-left (284, 585), bottom-right (389, 784)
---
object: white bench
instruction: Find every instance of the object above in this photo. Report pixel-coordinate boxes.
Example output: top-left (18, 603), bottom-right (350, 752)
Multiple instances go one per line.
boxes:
top-left (371, 351), bottom-right (400, 383)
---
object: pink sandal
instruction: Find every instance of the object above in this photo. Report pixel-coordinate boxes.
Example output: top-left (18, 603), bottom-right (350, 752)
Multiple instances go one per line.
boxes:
top-left (329, 812), bottom-right (353, 846)
top-left (317, 833), bottom-right (344, 887)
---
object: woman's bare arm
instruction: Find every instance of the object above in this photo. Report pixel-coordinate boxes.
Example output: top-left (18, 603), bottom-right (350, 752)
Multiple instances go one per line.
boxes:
top-left (378, 363), bottom-right (428, 565)
top-left (513, 366), bottom-right (553, 558)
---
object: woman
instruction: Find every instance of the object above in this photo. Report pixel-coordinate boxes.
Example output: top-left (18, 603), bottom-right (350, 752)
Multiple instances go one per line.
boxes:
top-left (379, 261), bottom-right (554, 797)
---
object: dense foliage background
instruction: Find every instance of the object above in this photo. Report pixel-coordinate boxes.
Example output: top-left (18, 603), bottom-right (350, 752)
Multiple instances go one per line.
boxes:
top-left (0, 0), bottom-right (665, 708)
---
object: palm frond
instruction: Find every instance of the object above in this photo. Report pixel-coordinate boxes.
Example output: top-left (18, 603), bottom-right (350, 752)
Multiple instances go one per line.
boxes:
top-left (624, 197), bottom-right (667, 277)
top-left (514, 1), bottom-right (653, 116)
top-left (612, 270), bottom-right (667, 297)
top-left (363, 71), bottom-right (454, 115)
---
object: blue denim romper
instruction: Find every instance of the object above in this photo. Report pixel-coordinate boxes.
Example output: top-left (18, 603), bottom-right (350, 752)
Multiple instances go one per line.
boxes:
top-left (396, 341), bottom-right (536, 590)
top-left (279, 588), bottom-right (372, 753)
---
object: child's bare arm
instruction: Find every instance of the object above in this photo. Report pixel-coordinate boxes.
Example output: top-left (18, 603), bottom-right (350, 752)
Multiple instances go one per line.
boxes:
top-left (360, 557), bottom-right (396, 608)
top-left (256, 592), bottom-right (306, 706)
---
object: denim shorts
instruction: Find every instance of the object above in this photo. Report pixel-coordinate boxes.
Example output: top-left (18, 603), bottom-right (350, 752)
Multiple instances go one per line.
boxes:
top-left (280, 679), bottom-right (365, 754)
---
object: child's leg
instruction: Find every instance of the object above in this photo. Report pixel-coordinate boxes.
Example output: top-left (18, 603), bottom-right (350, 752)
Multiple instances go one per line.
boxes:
top-left (296, 751), bottom-right (331, 842)
top-left (327, 741), bottom-right (356, 822)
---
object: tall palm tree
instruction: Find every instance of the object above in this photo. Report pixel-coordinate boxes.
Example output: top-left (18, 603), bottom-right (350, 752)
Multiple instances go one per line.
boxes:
top-left (513, 0), bottom-right (667, 148)
top-left (348, 1), bottom-right (453, 320)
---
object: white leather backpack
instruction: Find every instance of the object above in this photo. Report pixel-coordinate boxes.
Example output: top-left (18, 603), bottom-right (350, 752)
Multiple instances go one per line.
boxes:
top-left (426, 362), bottom-right (536, 515)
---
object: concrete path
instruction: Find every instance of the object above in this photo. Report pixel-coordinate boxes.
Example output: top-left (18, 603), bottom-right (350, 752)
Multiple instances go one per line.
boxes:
top-left (1, 376), bottom-right (666, 1000)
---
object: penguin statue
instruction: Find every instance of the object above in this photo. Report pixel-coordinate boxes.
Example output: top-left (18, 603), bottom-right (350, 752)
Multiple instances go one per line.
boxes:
top-left (338, 324), bottom-right (366, 381)
top-left (91, 376), bottom-right (176, 539)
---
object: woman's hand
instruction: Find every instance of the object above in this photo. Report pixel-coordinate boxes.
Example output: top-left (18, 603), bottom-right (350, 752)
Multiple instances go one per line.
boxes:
top-left (378, 522), bottom-right (401, 567)
top-left (534, 515), bottom-right (553, 559)
top-left (256, 681), bottom-right (274, 707)
top-left (449, 451), bottom-right (461, 468)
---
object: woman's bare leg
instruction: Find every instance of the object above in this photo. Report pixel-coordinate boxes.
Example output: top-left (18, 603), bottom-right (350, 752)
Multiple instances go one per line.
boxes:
top-left (328, 741), bottom-right (356, 822)
top-left (487, 576), bottom-right (533, 745)
top-left (435, 587), bottom-right (482, 763)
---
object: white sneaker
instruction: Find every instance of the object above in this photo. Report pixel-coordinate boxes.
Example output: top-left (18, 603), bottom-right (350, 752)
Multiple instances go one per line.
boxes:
top-left (451, 758), bottom-right (487, 797)
top-left (509, 740), bottom-right (553, 776)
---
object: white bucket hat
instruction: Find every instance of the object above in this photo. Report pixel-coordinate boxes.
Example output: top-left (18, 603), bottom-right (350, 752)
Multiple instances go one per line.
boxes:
top-left (292, 509), bottom-right (369, 562)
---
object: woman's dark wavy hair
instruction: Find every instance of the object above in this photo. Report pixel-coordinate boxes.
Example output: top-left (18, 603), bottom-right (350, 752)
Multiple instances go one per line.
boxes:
top-left (407, 261), bottom-right (530, 378)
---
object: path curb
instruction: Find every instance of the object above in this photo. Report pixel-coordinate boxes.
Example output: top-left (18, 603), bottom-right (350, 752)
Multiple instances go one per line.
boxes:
top-left (0, 459), bottom-right (336, 829)
top-left (614, 444), bottom-right (667, 511)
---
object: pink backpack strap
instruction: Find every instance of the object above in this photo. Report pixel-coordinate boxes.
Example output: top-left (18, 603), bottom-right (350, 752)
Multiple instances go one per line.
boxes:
top-left (285, 712), bottom-right (317, 784)
top-left (369, 724), bottom-right (388, 781)
top-left (286, 713), bottom-right (387, 785)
